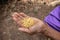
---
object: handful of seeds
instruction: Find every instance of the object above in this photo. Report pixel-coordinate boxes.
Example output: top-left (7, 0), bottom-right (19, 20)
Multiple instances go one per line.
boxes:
top-left (21, 17), bottom-right (35, 28)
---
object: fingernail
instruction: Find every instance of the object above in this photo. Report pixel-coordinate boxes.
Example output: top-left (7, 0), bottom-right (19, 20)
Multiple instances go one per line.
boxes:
top-left (20, 12), bottom-right (24, 14)
top-left (14, 12), bottom-right (18, 15)
top-left (18, 28), bottom-right (21, 30)
top-left (12, 12), bottom-right (17, 16)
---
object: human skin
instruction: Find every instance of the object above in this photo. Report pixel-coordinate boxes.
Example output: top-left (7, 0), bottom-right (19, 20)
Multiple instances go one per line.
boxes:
top-left (12, 12), bottom-right (60, 40)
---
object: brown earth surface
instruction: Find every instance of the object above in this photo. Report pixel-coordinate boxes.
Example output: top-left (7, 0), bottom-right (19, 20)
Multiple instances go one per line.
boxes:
top-left (0, 0), bottom-right (58, 40)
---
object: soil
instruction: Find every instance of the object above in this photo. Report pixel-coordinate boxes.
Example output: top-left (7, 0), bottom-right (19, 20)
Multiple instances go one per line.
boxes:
top-left (0, 0), bottom-right (58, 40)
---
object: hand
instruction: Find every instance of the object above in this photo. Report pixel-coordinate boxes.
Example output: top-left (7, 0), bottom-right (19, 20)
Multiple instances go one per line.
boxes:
top-left (12, 12), bottom-right (45, 34)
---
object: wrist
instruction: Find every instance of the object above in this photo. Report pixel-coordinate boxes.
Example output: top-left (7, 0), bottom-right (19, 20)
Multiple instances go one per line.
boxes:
top-left (36, 21), bottom-right (47, 33)
top-left (40, 22), bottom-right (48, 33)
top-left (41, 22), bottom-right (60, 40)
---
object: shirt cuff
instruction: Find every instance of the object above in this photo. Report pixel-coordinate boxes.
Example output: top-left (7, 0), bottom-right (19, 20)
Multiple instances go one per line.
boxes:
top-left (44, 14), bottom-right (60, 32)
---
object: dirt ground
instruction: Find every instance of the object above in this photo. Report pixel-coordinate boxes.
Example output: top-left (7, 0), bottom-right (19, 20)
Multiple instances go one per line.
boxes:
top-left (0, 0), bottom-right (58, 40)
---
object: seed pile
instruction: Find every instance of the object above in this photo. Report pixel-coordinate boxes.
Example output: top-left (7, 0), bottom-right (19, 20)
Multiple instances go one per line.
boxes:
top-left (21, 17), bottom-right (35, 28)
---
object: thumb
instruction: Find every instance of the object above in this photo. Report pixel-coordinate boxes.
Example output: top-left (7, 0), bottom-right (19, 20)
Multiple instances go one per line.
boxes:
top-left (18, 28), bottom-right (31, 33)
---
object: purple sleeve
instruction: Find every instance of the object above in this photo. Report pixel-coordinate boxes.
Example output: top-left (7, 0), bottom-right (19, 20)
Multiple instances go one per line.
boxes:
top-left (44, 6), bottom-right (60, 32)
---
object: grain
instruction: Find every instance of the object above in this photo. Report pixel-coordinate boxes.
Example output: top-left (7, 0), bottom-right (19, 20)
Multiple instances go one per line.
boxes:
top-left (21, 17), bottom-right (35, 28)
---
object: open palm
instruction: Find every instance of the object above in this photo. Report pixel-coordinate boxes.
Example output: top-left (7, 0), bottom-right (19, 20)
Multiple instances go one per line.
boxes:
top-left (12, 12), bottom-right (44, 34)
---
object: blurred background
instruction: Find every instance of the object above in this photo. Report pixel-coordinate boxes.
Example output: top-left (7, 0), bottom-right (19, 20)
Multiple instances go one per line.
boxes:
top-left (0, 0), bottom-right (60, 40)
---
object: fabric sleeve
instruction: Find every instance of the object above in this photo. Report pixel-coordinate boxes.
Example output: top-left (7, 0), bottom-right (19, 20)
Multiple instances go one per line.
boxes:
top-left (44, 6), bottom-right (60, 32)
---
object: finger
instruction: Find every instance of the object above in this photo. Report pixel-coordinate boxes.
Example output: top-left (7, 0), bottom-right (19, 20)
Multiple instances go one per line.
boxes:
top-left (12, 14), bottom-right (21, 21)
top-left (16, 13), bottom-right (24, 19)
top-left (18, 28), bottom-right (31, 33)
top-left (13, 12), bottom-right (24, 19)
top-left (13, 16), bottom-right (21, 23)
top-left (12, 13), bottom-right (23, 24)
top-left (12, 12), bottom-right (24, 22)
top-left (12, 12), bottom-right (18, 16)
top-left (19, 12), bottom-right (29, 18)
